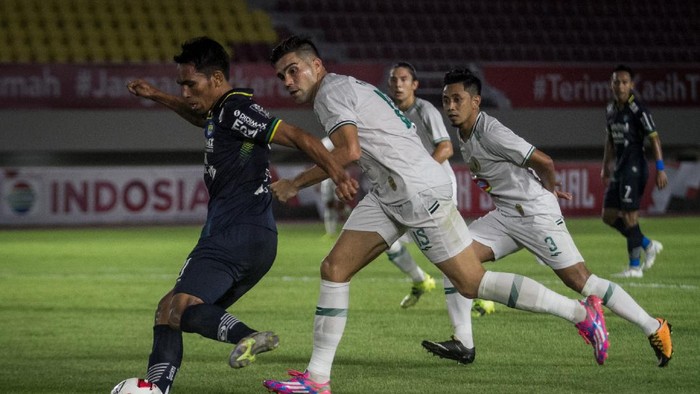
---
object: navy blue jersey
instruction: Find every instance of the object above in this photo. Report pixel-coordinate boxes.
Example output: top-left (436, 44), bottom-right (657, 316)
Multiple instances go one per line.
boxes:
top-left (605, 93), bottom-right (658, 175)
top-left (200, 89), bottom-right (281, 237)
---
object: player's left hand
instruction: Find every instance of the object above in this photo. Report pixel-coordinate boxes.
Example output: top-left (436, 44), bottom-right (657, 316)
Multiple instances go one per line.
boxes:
top-left (335, 177), bottom-right (359, 202)
top-left (656, 170), bottom-right (668, 190)
top-left (271, 179), bottom-right (299, 203)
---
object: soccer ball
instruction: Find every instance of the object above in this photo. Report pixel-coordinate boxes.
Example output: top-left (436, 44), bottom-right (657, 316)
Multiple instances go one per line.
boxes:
top-left (111, 378), bottom-right (162, 394)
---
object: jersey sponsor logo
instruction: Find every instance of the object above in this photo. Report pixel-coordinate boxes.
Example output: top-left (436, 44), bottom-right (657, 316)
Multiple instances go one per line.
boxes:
top-left (250, 103), bottom-right (271, 118)
top-left (233, 109), bottom-right (266, 138)
top-left (609, 123), bottom-right (629, 145)
top-left (473, 177), bottom-right (492, 193)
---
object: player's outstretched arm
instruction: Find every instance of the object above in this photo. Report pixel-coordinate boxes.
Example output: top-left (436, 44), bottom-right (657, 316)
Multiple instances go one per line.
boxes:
top-left (270, 122), bottom-right (358, 202)
top-left (126, 79), bottom-right (206, 127)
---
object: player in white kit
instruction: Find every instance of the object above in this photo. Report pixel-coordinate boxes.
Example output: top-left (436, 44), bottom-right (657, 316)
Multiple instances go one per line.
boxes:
top-left (383, 62), bottom-right (446, 308)
top-left (421, 68), bottom-right (672, 368)
top-left (263, 36), bottom-right (610, 394)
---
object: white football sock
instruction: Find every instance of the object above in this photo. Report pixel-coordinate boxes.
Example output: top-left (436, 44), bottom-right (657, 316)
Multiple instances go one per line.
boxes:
top-left (308, 280), bottom-right (349, 383)
top-left (477, 271), bottom-right (586, 323)
top-left (581, 274), bottom-right (660, 335)
top-left (387, 241), bottom-right (425, 282)
top-left (443, 275), bottom-right (474, 348)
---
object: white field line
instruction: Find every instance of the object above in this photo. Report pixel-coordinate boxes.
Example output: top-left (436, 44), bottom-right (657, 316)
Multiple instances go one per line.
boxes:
top-left (278, 276), bottom-right (699, 290)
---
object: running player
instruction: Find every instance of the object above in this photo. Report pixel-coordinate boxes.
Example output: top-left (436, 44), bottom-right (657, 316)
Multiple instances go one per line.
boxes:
top-left (386, 62), bottom-right (495, 327)
top-left (421, 68), bottom-right (672, 368)
top-left (384, 62), bottom-right (443, 308)
top-left (262, 36), bottom-right (609, 394)
top-left (125, 37), bottom-right (356, 394)
top-left (602, 64), bottom-right (667, 278)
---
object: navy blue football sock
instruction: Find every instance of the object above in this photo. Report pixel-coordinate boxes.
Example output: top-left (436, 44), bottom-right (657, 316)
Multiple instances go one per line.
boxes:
top-left (147, 325), bottom-right (182, 394)
top-left (627, 224), bottom-right (644, 267)
top-left (180, 304), bottom-right (255, 344)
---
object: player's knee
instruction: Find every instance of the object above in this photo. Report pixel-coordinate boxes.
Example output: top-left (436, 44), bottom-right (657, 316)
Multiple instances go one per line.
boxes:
top-left (320, 257), bottom-right (352, 282)
top-left (164, 293), bottom-right (203, 330)
top-left (154, 291), bottom-right (174, 325)
top-left (601, 213), bottom-right (617, 226)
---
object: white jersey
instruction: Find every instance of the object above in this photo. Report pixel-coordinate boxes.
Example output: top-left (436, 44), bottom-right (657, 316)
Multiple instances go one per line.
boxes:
top-left (403, 97), bottom-right (457, 196)
top-left (457, 111), bottom-right (561, 217)
top-left (315, 73), bottom-right (451, 205)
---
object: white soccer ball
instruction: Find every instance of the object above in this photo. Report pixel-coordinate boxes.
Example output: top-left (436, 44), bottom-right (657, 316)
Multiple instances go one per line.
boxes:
top-left (111, 378), bottom-right (163, 394)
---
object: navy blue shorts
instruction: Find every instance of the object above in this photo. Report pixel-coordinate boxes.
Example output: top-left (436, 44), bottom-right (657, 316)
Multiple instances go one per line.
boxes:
top-left (604, 163), bottom-right (649, 212)
top-left (173, 224), bottom-right (277, 308)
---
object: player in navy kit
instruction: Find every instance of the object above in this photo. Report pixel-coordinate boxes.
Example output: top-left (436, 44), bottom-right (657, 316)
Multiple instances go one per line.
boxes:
top-left (602, 64), bottom-right (668, 278)
top-left (126, 36), bottom-right (356, 394)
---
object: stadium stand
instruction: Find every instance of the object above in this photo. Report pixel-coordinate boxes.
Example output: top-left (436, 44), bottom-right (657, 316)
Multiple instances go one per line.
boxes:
top-left (1, 0), bottom-right (696, 66)
top-left (0, 0), bottom-right (278, 63)
top-left (263, 0), bottom-right (700, 67)
top-left (255, 0), bottom-right (699, 99)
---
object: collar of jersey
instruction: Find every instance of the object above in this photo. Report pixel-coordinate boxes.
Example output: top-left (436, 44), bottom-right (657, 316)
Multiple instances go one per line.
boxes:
top-left (208, 88), bottom-right (255, 116)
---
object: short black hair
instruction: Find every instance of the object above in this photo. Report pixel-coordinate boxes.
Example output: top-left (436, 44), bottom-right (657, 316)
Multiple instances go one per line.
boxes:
top-left (174, 36), bottom-right (230, 80)
top-left (270, 35), bottom-right (321, 64)
top-left (613, 64), bottom-right (635, 79)
top-left (443, 68), bottom-right (481, 96)
top-left (391, 61), bottom-right (418, 81)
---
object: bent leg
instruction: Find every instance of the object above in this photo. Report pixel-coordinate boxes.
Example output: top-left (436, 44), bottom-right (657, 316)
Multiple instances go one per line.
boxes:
top-left (437, 247), bottom-right (585, 324)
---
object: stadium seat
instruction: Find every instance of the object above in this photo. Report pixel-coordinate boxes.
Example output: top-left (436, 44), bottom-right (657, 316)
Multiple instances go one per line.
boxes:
top-left (0, 0), bottom-right (280, 64)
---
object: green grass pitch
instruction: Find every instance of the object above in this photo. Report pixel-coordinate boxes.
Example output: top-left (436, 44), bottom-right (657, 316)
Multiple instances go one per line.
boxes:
top-left (1, 217), bottom-right (699, 393)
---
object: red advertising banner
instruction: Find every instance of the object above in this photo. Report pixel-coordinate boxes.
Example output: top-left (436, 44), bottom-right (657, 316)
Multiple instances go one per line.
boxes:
top-left (481, 64), bottom-right (700, 108)
top-left (0, 62), bottom-right (385, 110)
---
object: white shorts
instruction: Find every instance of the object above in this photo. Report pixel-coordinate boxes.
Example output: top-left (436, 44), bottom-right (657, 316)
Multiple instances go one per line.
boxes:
top-left (343, 185), bottom-right (471, 263)
top-left (468, 210), bottom-right (583, 270)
